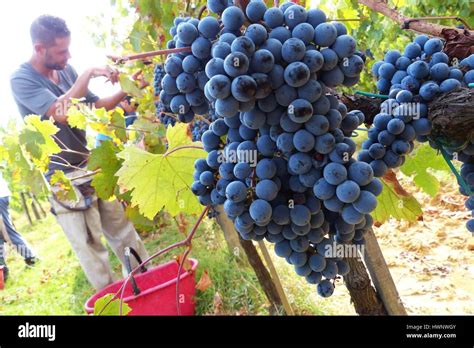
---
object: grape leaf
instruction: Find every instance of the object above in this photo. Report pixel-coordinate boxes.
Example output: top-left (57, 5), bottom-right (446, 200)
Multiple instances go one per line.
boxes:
top-left (88, 140), bottom-right (122, 200)
top-left (116, 123), bottom-right (206, 218)
top-left (119, 74), bottom-right (143, 98)
top-left (373, 173), bottom-right (423, 223)
top-left (67, 105), bottom-right (87, 130)
top-left (50, 170), bottom-right (77, 202)
top-left (3, 134), bottom-right (49, 195)
top-left (400, 143), bottom-right (450, 197)
top-left (93, 294), bottom-right (132, 316)
top-left (110, 108), bottom-right (127, 143)
top-left (19, 115), bottom-right (61, 172)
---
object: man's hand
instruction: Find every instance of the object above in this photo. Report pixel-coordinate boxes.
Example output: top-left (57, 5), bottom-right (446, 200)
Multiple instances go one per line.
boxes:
top-left (90, 66), bottom-right (120, 84)
top-left (131, 70), bottom-right (149, 89)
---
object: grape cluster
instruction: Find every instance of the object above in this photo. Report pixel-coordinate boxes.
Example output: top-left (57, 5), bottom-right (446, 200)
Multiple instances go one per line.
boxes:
top-left (192, 1), bottom-right (381, 297)
top-left (153, 64), bottom-right (165, 96)
top-left (368, 35), bottom-right (474, 232)
top-left (160, 16), bottom-right (217, 123)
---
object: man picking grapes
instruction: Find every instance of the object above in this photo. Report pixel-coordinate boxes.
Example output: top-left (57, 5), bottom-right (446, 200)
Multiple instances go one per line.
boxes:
top-left (9, 15), bottom-right (149, 290)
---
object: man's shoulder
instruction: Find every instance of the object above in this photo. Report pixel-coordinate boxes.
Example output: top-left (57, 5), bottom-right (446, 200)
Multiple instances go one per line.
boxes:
top-left (10, 62), bottom-right (34, 81)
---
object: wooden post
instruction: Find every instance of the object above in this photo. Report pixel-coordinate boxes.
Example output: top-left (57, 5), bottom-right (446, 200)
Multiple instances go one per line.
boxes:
top-left (30, 197), bottom-right (41, 221)
top-left (214, 205), bottom-right (244, 261)
top-left (20, 192), bottom-right (33, 226)
top-left (257, 240), bottom-right (294, 315)
top-left (362, 229), bottom-right (407, 315)
top-left (214, 205), bottom-right (286, 314)
top-left (239, 239), bottom-right (285, 314)
top-left (30, 194), bottom-right (47, 218)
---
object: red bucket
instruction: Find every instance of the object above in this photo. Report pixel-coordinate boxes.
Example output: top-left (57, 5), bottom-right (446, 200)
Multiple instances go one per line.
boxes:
top-left (85, 248), bottom-right (198, 316)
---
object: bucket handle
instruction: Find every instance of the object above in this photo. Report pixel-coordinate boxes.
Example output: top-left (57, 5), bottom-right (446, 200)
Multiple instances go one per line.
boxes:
top-left (124, 247), bottom-right (147, 296)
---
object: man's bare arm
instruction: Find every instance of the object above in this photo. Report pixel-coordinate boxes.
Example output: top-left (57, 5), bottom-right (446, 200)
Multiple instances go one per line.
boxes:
top-left (46, 66), bottom-right (120, 124)
top-left (94, 90), bottom-right (127, 111)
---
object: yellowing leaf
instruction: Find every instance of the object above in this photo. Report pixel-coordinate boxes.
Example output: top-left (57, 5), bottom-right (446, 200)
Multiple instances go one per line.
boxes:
top-left (87, 140), bottom-right (122, 200)
top-left (400, 143), bottom-right (450, 197)
top-left (93, 294), bottom-right (132, 316)
top-left (167, 123), bottom-right (192, 149)
top-left (67, 105), bottom-right (87, 130)
top-left (19, 115), bottom-right (61, 172)
top-left (116, 124), bottom-right (206, 218)
top-left (50, 170), bottom-right (77, 202)
top-left (373, 177), bottom-right (423, 224)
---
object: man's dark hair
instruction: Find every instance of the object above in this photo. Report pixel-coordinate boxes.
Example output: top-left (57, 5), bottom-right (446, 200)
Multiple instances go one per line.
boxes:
top-left (30, 15), bottom-right (70, 47)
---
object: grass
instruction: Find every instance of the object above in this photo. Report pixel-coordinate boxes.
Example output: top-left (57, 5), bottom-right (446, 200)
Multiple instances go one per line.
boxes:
top-left (0, 209), bottom-right (342, 315)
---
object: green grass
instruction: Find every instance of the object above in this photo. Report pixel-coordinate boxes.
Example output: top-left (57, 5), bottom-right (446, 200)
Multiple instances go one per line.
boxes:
top-left (0, 210), bottom-right (343, 315)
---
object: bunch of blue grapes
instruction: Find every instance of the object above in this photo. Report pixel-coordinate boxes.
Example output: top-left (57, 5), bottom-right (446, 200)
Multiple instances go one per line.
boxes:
top-left (153, 64), bottom-right (165, 96)
top-left (367, 35), bottom-right (474, 232)
top-left (191, 1), bottom-right (382, 297)
top-left (191, 119), bottom-right (210, 141)
top-left (160, 15), bottom-right (221, 123)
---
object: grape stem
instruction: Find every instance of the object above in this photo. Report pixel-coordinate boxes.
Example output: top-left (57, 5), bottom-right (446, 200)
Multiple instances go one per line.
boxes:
top-left (96, 206), bottom-right (210, 315)
top-left (109, 47), bottom-right (193, 64)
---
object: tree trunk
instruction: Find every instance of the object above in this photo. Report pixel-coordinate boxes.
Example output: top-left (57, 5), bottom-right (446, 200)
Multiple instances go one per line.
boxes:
top-left (428, 88), bottom-right (474, 144)
top-left (343, 257), bottom-right (387, 315)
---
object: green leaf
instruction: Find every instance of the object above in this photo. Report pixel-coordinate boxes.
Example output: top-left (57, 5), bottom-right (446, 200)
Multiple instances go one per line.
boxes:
top-left (372, 177), bottom-right (423, 223)
top-left (88, 140), bottom-right (122, 200)
top-left (110, 108), bottom-right (127, 143)
top-left (400, 143), bottom-right (450, 197)
top-left (93, 294), bottom-right (132, 316)
top-left (50, 170), bottom-right (77, 202)
top-left (119, 74), bottom-right (143, 98)
top-left (19, 115), bottom-right (61, 172)
top-left (116, 123), bottom-right (206, 219)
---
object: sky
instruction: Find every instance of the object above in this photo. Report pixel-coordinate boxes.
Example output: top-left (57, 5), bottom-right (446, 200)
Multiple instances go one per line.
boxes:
top-left (0, 0), bottom-right (127, 126)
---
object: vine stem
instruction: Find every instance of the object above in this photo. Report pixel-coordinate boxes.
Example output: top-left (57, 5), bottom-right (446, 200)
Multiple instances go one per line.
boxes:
top-left (105, 206), bottom-right (210, 316)
top-left (163, 145), bottom-right (205, 157)
top-left (109, 47), bottom-right (193, 64)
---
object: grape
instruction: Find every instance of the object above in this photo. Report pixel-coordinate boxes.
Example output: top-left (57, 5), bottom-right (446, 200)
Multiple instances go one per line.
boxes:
top-left (424, 38), bottom-right (443, 55)
top-left (231, 75), bottom-right (257, 102)
top-left (320, 48), bottom-right (338, 72)
top-left (292, 23), bottom-right (314, 45)
top-left (353, 191), bottom-right (377, 214)
top-left (336, 180), bottom-right (361, 203)
top-left (177, 22), bottom-right (198, 45)
top-left (306, 8), bottom-right (326, 27)
top-left (256, 180), bottom-right (279, 201)
top-left (212, 41), bottom-right (232, 59)
top-left (250, 199), bottom-right (273, 224)
top-left (288, 152), bottom-right (312, 175)
top-left (222, 6), bottom-right (245, 31)
top-left (250, 49), bottom-right (275, 73)
top-left (224, 52), bottom-right (250, 77)
top-left (293, 129), bottom-right (315, 152)
top-left (281, 38), bottom-right (306, 63)
top-left (404, 42), bottom-right (422, 59)
top-left (288, 99), bottom-right (313, 123)
top-left (323, 163), bottom-right (347, 185)
top-left (314, 23), bottom-right (337, 47)
top-left (245, 24), bottom-right (268, 46)
top-left (317, 279), bottom-right (335, 297)
top-left (264, 7), bottom-right (284, 28)
top-left (440, 78), bottom-right (461, 93)
top-left (246, 0), bottom-right (267, 22)
top-left (284, 4), bottom-right (307, 29)
top-left (284, 62), bottom-right (310, 87)
top-left (419, 82), bottom-right (440, 101)
top-left (331, 35), bottom-right (356, 59)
